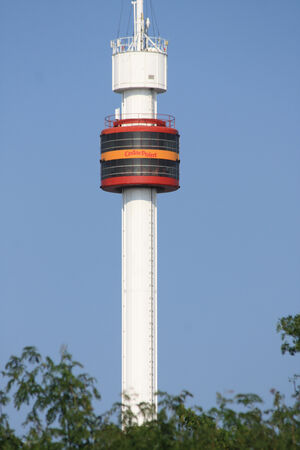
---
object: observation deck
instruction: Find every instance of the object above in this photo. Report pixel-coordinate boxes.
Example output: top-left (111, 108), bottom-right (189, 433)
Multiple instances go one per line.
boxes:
top-left (100, 115), bottom-right (180, 193)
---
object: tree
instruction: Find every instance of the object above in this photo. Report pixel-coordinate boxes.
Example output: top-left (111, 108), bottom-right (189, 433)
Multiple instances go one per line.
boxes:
top-left (277, 314), bottom-right (300, 356)
top-left (1, 346), bottom-right (101, 448)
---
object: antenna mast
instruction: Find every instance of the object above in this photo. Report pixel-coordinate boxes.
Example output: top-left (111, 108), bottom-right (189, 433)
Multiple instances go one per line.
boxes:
top-left (136, 0), bottom-right (144, 50)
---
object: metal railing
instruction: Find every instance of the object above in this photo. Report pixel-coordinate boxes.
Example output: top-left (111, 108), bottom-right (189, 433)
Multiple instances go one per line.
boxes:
top-left (104, 113), bottom-right (176, 129)
top-left (111, 36), bottom-right (168, 55)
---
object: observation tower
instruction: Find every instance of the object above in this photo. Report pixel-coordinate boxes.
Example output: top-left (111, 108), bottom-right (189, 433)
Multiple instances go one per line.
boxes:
top-left (100, 0), bottom-right (180, 422)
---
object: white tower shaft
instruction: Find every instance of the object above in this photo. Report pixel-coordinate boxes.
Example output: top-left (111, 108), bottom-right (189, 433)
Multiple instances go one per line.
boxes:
top-left (122, 188), bottom-right (157, 419)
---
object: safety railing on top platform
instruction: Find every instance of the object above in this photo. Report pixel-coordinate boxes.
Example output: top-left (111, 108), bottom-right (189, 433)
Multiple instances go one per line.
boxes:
top-left (104, 113), bottom-right (176, 129)
top-left (111, 36), bottom-right (168, 55)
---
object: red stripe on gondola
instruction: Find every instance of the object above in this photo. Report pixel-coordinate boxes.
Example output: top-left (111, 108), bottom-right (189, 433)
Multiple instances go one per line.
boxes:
top-left (101, 126), bottom-right (179, 135)
top-left (101, 176), bottom-right (179, 193)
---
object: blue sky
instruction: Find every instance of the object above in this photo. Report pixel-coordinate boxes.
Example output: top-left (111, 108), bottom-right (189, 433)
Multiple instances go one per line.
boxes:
top-left (1, 0), bottom-right (299, 426)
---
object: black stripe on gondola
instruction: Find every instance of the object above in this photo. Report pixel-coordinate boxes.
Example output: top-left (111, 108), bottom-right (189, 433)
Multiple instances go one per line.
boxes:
top-left (101, 158), bottom-right (180, 180)
top-left (101, 131), bottom-right (180, 153)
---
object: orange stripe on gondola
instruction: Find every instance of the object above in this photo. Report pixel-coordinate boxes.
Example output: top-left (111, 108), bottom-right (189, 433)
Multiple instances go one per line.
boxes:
top-left (101, 149), bottom-right (179, 162)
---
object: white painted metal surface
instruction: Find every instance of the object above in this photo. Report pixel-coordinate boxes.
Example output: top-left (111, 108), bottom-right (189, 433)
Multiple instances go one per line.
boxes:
top-left (122, 89), bottom-right (157, 118)
top-left (112, 0), bottom-right (167, 423)
top-left (112, 51), bottom-right (167, 93)
top-left (136, 0), bottom-right (144, 50)
top-left (122, 188), bottom-right (157, 421)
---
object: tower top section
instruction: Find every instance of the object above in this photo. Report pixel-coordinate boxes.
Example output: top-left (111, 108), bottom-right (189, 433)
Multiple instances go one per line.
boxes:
top-left (100, 0), bottom-right (180, 195)
top-left (111, 0), bottom-right (168, 56)
top-left (111, 0), bottom-right (168, 93)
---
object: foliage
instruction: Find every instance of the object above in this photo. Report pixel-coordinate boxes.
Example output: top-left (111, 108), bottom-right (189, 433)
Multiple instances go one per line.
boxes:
top-left (1, 346), bottom-right (101, 449)
top-left (0, 316), bottom-right (299, 448)
top-left (277, 314), bottom-right (300, 356)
